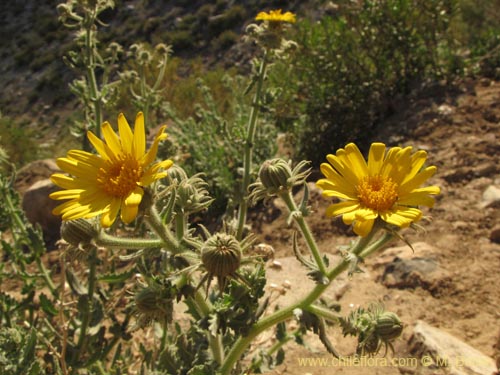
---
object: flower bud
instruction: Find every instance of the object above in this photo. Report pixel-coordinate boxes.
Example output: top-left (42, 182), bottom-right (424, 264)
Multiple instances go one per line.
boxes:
top-left (155, 43), bottom-right (172, 57)
top-left (201, 233), bottom-right (242, 279)
top-left (374, 311), bottom-right (403, 341)
top-left (60, 219), bottom-right (99, 248)
top-left (258, 158), bottom-right (293, 194)
top-left (134, 285), bottom-right (173, 327)
top-left (175, 175), bottom-right (213, 214)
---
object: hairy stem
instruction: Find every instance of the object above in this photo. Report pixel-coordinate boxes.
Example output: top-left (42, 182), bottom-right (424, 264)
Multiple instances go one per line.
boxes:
top-left (280, 191), bottom-right (327, 275)
top-left (144, 204), bottom-right (179, 253)
top-left (236, 49), bottom-right (269, 240)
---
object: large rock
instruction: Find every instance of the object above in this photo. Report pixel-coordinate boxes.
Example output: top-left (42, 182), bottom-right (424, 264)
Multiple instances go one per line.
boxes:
top-left (14, 159), bottom-right (60, 195)
top-left (22, 178), bottom-right (61, 248)
top-left (409, 320), bottom-right (497, 375)
top-left (480, 185), bottom-right (500, 209)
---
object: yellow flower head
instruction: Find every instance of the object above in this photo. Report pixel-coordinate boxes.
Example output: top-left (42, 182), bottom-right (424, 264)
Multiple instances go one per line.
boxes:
top-left (255, 9), bottom-right (296, 24)
top-left (50, 112), bottom-right (173, 228)
top-left (316, 143), bottom-right (440, 237)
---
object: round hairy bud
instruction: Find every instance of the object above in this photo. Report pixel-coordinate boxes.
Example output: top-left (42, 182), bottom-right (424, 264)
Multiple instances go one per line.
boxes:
top-left (201, 233), bottom-right (242, 279)
top-left (60, 219), bottom-right (98, 248)
top-left (134, 286), bottom-right (173, 327)
top-left (374, 311), bottom-right (403, 341)
top-left (258, 158), bottom-right (293, 194)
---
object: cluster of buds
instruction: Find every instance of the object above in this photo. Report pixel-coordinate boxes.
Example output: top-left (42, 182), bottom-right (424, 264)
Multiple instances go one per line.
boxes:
top-left (159, 165), bottom-right (214, 216)
top-left (250, 158), bottom-right (311, 203)
top-left (57, 0), bottom-right (114, 28)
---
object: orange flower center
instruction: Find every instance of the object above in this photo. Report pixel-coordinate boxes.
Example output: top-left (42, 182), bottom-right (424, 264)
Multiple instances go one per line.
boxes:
top-left (97, 156), bottom-right (143, 198)
top-left (357, 175), bottom-right (398, 211)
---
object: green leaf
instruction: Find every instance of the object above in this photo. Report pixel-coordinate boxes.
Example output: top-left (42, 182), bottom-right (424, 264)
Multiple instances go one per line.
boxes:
top-left (98, 270), bottom-right (134, 284)
top-left (65, 268), bottom-right (86, 296)
top-left (275, 348), bottom-right (285, 366)
top-left (39, 293), bottom-right (57, 316)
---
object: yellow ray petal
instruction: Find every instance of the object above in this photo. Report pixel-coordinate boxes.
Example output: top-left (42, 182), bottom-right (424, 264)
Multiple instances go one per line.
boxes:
top-left (102, 121), bottom-right (122, 155)
top-left (353, 207), bottom-right (378, 221)
top-left (100, 199), bottom-right (121, 227)
top-left (141, 126), bottom-right (167, 166)
top-left (52, 200), bottom-right (80, 216)
top-left (118, 113), bottom-right (134, 154)
top-left (399, 166), bottom-right (437, 193)
top-left (367, 143), bottom-right (386, 175)
top-left (318, 164), bottom-right (357, 196)
top-left (353, 218), bottom-right (375, 237)
top-left (87, 130), bottom-right (113, 161)
top-left (344, 143), bottom-right (368, 180)
top-left (401, 150), bottom-right (427, 184)
top-left (409, 185), bottom-right (440, 195)
top-left (56, 158), bottom-right (98, 180)
top-left (381, 208), bottom-right (422, 227)
top-left (61, 204), bottom-right (93, 220)
top-left (326, 152), bottom-right (360, 187)
top-left (51, 174), bottom-right (79, 190)
top-left (325, 201), bottom-right (360, 217)
top-left (133, 112), bottom-right (146, 159)
top-left (397, 192), bottom-right (437, 207)
top-left (49, 189), bottom-right (84, 200)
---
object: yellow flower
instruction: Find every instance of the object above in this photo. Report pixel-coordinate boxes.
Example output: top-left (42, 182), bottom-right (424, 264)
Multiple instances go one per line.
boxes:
top-left (316, 143), bottom-right (440, 237)
top-left (50, 112), bottom-right (173, 228)
top-left (255, 9), bottom-right (296, 24)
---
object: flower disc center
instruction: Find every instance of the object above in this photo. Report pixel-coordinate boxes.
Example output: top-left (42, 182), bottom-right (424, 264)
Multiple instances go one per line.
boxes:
top-left (97, 156), bottom-right (143, 198)
top-left (357, 175), bottom-right (398, 211)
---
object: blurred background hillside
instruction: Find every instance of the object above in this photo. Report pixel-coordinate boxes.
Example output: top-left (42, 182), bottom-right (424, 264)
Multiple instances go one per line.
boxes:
top-left (0, 0), bottom-right (499, 215)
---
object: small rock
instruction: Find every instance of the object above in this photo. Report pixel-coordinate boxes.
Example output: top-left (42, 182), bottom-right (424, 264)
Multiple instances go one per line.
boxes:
top-left (381, 257), bottom-right (451, 296)
top-left (409, 320), bottom-right (497, 375)
top-left (480, 185), bottom-right (500, 209)
top-left (22, 179), bottom-right (61, 248)
top-left (437, 104), bottom-right (454, 116)
top-left (372, 242), bottom-right (437, 269)
top-left (473, 163), bottom-right (498, 179)
top-left (489, 225), bottom-right (500, 244)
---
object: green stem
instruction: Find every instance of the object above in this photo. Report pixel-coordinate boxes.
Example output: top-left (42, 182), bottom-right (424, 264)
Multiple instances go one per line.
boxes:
top-left (248, 330), bottom-right (296, 371)
top-left (95, 232), bottom-right (164, 249)
top-left (144, 204), bottom-right (179, 253)
top-left (84, 16), bottom-right (102, 147)
top-left (280, 191), bottom-right (328, 275)
top-left (74, 247), bottom-right (98, 363)
top-left (358, 230), bottom-right (395, 258)
top-left (175, 211), bottom-right (186, 241)
top-left (236, 49), bottom-right (269, 240)
top-left (305, 304), bottom-right (340, 323)
top-left (35, 256), bottom-right (57, 296)
top-left (139, 63), bottom-right (150, 128)
top-left (3, 189), bottom-right (57, 294)
top-left (191, 290), bottom-right (224, 364)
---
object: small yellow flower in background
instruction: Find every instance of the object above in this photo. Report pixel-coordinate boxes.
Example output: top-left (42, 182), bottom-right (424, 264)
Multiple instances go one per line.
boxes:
top-left (255, 9), bottom-right (296, 24)
top-left (316, 143), bottom-right (440, 237)
top-left (50, 112), bottom-right (173, 228)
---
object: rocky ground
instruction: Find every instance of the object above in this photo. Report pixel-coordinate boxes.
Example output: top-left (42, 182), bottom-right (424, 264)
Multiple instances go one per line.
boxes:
top-left (249, 77), bottom-right (500, 374)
